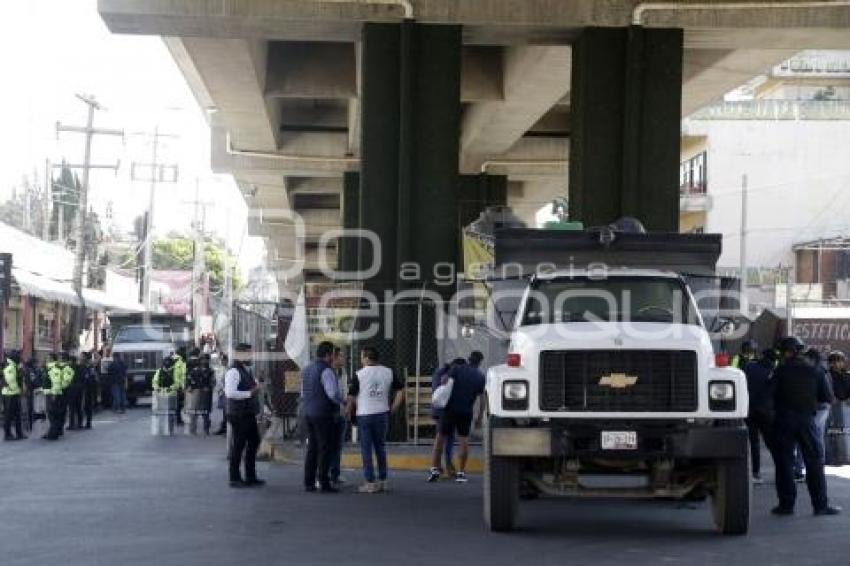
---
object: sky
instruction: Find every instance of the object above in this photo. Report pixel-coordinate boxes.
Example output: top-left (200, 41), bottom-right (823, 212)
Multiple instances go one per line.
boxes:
top-left (0, 0), bottom-right (265, 275)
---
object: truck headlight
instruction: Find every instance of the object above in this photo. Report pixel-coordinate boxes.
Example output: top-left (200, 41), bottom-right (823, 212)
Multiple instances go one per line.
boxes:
top-left (709, 381), bottom-right (736, 411)
top-left (502, 380), bottom-right (528, 411)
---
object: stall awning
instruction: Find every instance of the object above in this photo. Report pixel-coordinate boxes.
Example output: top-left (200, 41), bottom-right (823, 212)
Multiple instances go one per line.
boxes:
top-left (13, 268), bottom-right (80, 306)
top-left (13, 269), bottom-right (145, 312)
top-left (82, 288), bottom-right (145, 313)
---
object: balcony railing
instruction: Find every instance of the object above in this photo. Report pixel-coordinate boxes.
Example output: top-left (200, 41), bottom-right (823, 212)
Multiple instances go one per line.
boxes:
top-left (680, 152), bottom-right (707, 196)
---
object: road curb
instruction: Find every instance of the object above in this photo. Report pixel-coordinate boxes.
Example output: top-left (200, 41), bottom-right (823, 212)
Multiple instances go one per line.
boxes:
top-left (268, 442), bottom-right (482, 473)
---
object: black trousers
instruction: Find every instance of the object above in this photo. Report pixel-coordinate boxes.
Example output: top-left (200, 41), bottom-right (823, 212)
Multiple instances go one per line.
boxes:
top-left (46, 395), bottom-right (67, 439)
top-left (3, 395), bottom-right (23, 439)
top-left (304, 415), bottom-right (336, 489)
top-left (66, 388), bottom-right (84, 429)
top-left (175, 391), bottom-right (185, 424)
top-left (228, 413), bottom-right (260, 482)
top-left (774, 411), bottom-right (829, 511)
top-left (746, 410), bottom-right (775, 476)
top-left (83, 384), bottom-right (97, 427)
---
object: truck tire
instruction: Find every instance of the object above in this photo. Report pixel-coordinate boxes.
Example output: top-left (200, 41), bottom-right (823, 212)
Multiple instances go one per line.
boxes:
top-left (483, 418), bottom-right (520, 532)
top-left (710, 456), bottom-right (751, 536)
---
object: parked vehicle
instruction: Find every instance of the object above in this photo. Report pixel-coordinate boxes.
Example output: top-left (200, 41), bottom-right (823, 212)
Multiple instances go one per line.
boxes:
top-left (482, 227), bottom-right (750, 535)
top-left (109, 325), bottom-right (176, 406)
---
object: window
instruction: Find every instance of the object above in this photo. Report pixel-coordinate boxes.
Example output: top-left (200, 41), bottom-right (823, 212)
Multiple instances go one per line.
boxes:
top-left (37, 312), bottom-right (52, 348)
top-left (520, 276), bottom-right (699, 326)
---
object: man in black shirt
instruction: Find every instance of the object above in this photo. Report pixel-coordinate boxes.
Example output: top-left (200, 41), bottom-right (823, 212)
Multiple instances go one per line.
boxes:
top-left (771, 336), bottom-right (840, 516)
top-left (743, 349), bottom-right (776, 482)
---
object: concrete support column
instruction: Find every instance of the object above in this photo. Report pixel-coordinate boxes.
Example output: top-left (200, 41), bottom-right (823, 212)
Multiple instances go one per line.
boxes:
top-left (458, 174), bottom-right (508, 227)
top-left (359, 23), bottom-right (402, 295)
top-left (358, 23), bottom-right (462, 417)
top-left (568, 26), bottom-right (683, 232)
top-left (399, 23), bottom-right (462, 298)
top-left (340, 171), bottom-right (360, 274)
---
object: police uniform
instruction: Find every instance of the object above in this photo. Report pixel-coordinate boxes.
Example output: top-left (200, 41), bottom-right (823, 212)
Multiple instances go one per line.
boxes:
top-left (185, 358), bottom-right (214, 435)
top-left (66, 359), bottom-right (85, 430)
top-left (172, 353), bottom-right (187, 425)
top-left (772, 339), bottom-right (840, 515)
top-left (44, 359), bottom-right (70, 440)
top-left (2, 355), bottom-right (25, 440)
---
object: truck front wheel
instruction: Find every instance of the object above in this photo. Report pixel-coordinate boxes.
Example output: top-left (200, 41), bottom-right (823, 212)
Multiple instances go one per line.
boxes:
top-left (710, 457), bottom-right (751, 535)
top-left (484, 419), bottom-right (520, 532)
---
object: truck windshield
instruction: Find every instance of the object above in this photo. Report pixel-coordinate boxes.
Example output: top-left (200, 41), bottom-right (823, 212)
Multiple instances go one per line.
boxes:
top-left (114, 327), bottom-right (172, 343)
top-left (521, 276), bottom-right (698, 326)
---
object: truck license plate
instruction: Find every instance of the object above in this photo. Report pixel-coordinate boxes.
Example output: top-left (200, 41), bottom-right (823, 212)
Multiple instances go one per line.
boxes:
top-left (601, 431), bottom-right (637, 450)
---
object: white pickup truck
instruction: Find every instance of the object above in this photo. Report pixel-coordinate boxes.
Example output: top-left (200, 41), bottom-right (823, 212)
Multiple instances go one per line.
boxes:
top-left (482, 228), bottom-right (750, 535)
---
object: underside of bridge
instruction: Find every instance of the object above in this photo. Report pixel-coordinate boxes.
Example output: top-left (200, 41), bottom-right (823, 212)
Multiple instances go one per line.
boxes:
top-left (99, 0), bottom-right (850, 301)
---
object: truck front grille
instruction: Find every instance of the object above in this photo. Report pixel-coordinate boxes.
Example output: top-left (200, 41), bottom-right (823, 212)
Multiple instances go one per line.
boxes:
top-left (114, 351), bottom-right (162, 372)
top-left (539, 350), bottom-right (698, 412)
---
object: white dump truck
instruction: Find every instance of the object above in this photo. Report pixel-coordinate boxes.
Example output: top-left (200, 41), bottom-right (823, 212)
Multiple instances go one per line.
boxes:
top-left (481, 227), bottom-right (750, 535)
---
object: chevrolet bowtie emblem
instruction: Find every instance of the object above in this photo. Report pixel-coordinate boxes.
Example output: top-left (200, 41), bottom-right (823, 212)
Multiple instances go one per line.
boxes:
top-left (598, 373), bottom-right (639, 389)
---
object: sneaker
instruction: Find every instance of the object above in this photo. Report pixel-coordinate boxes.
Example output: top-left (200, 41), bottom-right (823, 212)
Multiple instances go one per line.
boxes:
top-left (794, 472), bottom-right (805, 483)
top-left (245, 478), bottom-right (266, 487)
top-left (229, 480), bottom-right (247, 488)
top-left (319, 485), bottom-right (340, 494)
top-left (771, 505), bottom-right (794, 516)
top-left (378, 480), bottom-right (389, 492)
top-left (427, 468), bottom-right (441, 483)
top-left (358, 482), bottom-right (380, 494)
top-left (455, 472), bottom-right (468, 484)
top-left (814, 505), bottom-right (842, 516)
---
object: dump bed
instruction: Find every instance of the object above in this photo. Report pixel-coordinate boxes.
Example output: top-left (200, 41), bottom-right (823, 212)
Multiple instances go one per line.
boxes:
top-left (493, 229), bottom-right (722, 277)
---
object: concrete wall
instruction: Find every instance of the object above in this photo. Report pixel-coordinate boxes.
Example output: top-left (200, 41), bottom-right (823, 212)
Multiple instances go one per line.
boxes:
top-left (682, 116), bottom-right (850, 271)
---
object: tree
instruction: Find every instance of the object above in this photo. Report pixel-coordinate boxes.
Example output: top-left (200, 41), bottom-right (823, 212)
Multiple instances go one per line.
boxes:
top-left (50, 163), bottom-right (81, 243)
top-left (0, 174), bottom-right (48, 236)
top-left (152, 235), bottom-right (241, 293)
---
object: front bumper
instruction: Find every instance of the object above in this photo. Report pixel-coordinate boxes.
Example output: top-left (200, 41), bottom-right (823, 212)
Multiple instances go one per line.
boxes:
top-left (490, 417), bottom-right (747, 460)
top-left (126, 372), bottom-right (154, 396)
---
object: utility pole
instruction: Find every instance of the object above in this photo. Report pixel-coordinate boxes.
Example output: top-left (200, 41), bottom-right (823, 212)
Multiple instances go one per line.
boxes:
top-left (182, 178), bottom-right (214, 345)
top-left (43, 159), bottom-right (51, 241)
top-left (738, 174), bottom-right (748, 295)
top-left (55, 94), bottom-right (123, 339)
top-left (130, 127), bottom-right (179, 312)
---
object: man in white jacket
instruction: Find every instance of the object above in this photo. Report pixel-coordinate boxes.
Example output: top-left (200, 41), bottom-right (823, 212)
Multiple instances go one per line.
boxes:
top-left (346, 347), bottom-right (404, 493)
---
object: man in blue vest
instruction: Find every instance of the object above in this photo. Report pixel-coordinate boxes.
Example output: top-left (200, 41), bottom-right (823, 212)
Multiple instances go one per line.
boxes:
top-left (301, 341), bottom-right (343, 493)
top-left (225, 343), bottom-right (264, 488)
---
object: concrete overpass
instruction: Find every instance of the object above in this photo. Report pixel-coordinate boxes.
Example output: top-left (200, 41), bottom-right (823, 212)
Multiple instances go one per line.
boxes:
top-left (98, 0), bottom-right (850, 300)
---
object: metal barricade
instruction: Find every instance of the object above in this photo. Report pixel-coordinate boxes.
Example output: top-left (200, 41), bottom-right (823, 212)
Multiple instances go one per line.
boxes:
top-left (151, 392), bottom-right (177, 436)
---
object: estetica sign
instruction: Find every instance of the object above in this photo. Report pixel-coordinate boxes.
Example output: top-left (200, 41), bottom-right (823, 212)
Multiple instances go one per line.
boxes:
top-left (794, 319), bottom-right (850, 354)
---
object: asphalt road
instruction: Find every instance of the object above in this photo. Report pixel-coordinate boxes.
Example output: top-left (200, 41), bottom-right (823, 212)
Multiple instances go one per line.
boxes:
top-left (1, 409), bottom-right (848, 566)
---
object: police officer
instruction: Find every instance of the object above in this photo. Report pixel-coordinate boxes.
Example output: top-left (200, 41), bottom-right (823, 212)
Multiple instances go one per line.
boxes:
top-left (44, 353), bottom-right (70, 440)
top-left (225, 343), bottom-right (264, 488)
top-left (771, 336), bottom-right (841, 516)
top-left (172, 348), bottom-right (188, 425)
top-left (2, 350), bottom-right (25, 441)
top-left (81, 352), bottom-right (99, 429)
top-left (66, 354), bottom-right (85, 430)
top-left (743, 349), bottom-right (776, 483)
top-left (732, 339), bottom-right (758, 370)
top-left (186, 352), bottom-right (214, 435)
top-left (152, 356), bottom-right (178, 394)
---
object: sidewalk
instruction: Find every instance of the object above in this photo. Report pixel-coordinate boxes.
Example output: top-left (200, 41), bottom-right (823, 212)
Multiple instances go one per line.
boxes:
top-left (268, 440), bottom-right (484, 473)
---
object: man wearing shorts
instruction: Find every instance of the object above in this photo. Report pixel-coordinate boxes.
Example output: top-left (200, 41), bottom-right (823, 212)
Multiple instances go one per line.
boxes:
top-left (428, 351), bottom-right (486, 483)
